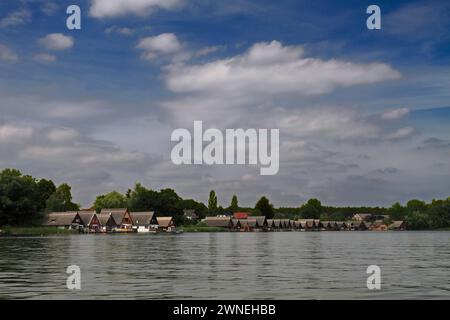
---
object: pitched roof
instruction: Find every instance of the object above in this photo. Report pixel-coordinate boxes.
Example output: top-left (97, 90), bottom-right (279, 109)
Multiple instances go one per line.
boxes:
top-left (203, 217), bottom-right (232, 227)
top-left (78, 211), bottom-right (96, 226)
top-left (157, 216), bottom-right (174, 227)
top-left (233, 212), bottom-right (249, 219)
top-left (129, 212), bottom-right (155, 226)
top-left (251, 216), bottom-right (267, 226)
top-left (96, 213), bottom-right (115, 226)
top-left (42, 212), bottom-right (79, 226)
top-left (239, 219), bottom-right (257, 227)
top-left (391, 220), bottom-right (405, 228)
top-left (100, 208), bottom-right (128, 224)
top-left (273, 219), bottom-right (282, 227)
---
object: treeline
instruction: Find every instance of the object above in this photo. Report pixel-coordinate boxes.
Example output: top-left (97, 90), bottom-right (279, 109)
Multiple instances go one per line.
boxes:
top-left (1, 168), bottom-right (449, 229)
top-left (0, 169), bottom-right (79, 226)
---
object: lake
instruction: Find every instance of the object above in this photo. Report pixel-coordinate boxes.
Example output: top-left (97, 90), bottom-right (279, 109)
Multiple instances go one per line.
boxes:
top-left (0, 232), bottom-right (449, 299)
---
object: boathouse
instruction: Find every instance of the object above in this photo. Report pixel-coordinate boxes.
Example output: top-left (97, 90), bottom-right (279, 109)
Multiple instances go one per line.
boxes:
top-left (130, 211), bottom-right (158, 232)
top-left (78, 211), bottom-right (100, 232)
top-left (157, 216), bottom-right (176, 232)
top-left (42, 212), bottom-right (82, 229)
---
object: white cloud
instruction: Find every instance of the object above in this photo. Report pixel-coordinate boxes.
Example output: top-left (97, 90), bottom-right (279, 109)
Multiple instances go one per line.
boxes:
top-left (385, 126), bottom-right (416, 141)
top-left (0, 124), bottom-right (33, 143)
top-left (137, 33), bottom-right (183, 60)
top-left (90, 0), bottom-right (184, 18)
top-left (381, 107), bottom-right (410, 120)
top-left (166, 41), bottom-right (401, 96)
top-left (0, 9), bottom-right (31, 28)
top-left (34, 53), bottom-right (57, 63)
top-left (105, 26), bottom-right (135, 36)
top-left (0, 44), bottom-right (18, 62)
top-left (38, 33), bottom-right (74, 51)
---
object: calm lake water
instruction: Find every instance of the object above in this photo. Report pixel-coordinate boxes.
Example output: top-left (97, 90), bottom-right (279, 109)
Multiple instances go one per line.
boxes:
top-left (0, 232), bottom-right (449, 299)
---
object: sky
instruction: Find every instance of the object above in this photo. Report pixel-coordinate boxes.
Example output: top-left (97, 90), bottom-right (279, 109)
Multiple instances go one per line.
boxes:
top-left (1, 0), bottom-right (450, 208)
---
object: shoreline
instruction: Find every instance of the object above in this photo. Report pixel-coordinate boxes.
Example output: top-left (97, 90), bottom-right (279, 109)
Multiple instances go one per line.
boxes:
top-left (1, 226), bottom-right (449, 236)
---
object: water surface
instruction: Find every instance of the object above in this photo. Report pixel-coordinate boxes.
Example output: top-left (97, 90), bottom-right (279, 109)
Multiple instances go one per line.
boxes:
top-left (0, 232), bottom-right (449, 299)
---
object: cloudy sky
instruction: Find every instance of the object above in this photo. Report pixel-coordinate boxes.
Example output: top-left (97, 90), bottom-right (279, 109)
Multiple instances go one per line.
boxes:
top-left (1, 0), bottom-right (450, 208)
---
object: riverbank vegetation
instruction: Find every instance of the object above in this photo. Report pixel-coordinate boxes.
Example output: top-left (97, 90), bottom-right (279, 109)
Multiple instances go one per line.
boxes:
top-left (0, 226), bottom-right (78, 236)
top-left (1, 168), bottom-right (449, 230)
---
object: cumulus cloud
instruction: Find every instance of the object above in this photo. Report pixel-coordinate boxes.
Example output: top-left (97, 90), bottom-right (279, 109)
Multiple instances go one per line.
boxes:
top-left (0, 122), bottom-right (161, 206)
top-left (38, 33), bottom-right (74, 51)
top-left (166, 41), bottom-right (401, 96)
top-left (90, 0), bottom-right (184, 18)
top-left (385, 126), bottom-right (416, 141)
top-left (0, 9), bottom-right (31, 28)
top-left (0, 44), bottom-right (18, 62)
top-left (381, 107), bottom-right (410, 120)
top-left (137, 33), bottom-right (183, 60)
top-left (34, 53), bottom-right (57, 63)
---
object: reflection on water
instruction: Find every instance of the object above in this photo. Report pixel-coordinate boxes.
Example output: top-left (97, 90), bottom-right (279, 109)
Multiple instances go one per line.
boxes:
top-left (0, 232), bottom-right (449, 299)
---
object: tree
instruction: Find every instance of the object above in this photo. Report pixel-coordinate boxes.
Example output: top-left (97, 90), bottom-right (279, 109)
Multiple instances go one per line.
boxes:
top-left (229, 195), bottom-right (238, 211)
top-left (208, 190), bottom-right (218, 215)
top-left (127, 183), bottom-right (158, 211)
top-left (388, 202), bottom-right (406, 220)
top-left (299, 198), bottom-right (322, 219)
top-left (406, 199), bottom-right (427, 213)
top-left (406, 211), bottom-right (430, 230)
top-left (93, 191), bottom-right (126, 212)
top-left (255, 196), bottom-right (274, 219)
top-left (45, 183), bottom-right (80, 212)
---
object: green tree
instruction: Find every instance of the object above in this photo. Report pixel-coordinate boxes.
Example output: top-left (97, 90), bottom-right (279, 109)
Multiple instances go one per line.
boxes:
top-left (208, 190), bottom-right (218, 215)
top-left (406, 211), bottom-right (430, 230)
top-left (229, 195), bottom-right (238, 211)
top-left (406, 199), bottom-right (427, 213)
top-left (93, 190), bottom-right (126, 212)
top-left (255, 196), bottom-right (274, 219)
top-left (127, 183), bottom-right (158, 211)
top-left (45, 183), bottom-right (79, 212)
top-left (299, 198), bottom-right (322, 219)
top-left (388, 202), bottom-right (406, 220)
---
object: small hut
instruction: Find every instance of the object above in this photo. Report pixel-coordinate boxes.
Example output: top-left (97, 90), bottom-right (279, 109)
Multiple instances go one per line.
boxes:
top-left (390, 221), bottom-right (406, 231)
top-left (42, 212), bottom-right (82, 229)
top-left (157, 216), bottom-right (176, 233)
top-left (130, 211), bottom-right (158, 232)
top-left (78, 211), bottom-right (100, 233)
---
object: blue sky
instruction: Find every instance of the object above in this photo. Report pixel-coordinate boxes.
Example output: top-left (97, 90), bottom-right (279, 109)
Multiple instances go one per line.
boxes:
top-left (1, 0), bottom-right (450, 207)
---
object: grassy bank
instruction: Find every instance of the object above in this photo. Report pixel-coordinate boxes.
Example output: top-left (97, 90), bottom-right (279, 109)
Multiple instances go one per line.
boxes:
top-left (179, 225), bottom-right (227, 232)
top-left (0, 226), bottom-right (78, 236)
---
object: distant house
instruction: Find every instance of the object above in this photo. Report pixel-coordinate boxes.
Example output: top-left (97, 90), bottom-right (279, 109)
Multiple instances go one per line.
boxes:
top-left (321, 221), bottom-right (333, 231)
top-left (351, 221), bottom-right (369, 231)
top-left (78, 211), bottom-right (100, 233)
top-left (203, 217), bottom-right (233, 229)
top-left (157, 216), bottom-right (176, 232)
top-left (353, 213), bottom-right (373, 221)
top-left (239, 219), bottom-right (258, 232)
top-left (266, 219), bottom-right (274, 230)
top-left (290, 220), bottom-right (297, 230)
top-left (130, 212), bottom-right (158, 233)
top-left (233, 212), bottom-right (249, 219)
top-left (183, 209), bottom-right (198, 221)
top-left (272, 219), bottom-right (282, 230)
top-left (390, 220), bottom-right (406, 231)
top-left (42, 212), bottom-right (82, 229)
top-left (251, 216), bottom-right (268, 229)
top-left (371, 220), bottom-right (388, 231)
top-left (96, 213), bottom-right (117, 232)
top-left (100, 208), bottom-right (133, 231)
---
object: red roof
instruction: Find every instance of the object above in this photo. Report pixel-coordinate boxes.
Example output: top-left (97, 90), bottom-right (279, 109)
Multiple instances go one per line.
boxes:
top-left (233, 212), bottom-right (249, 219)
